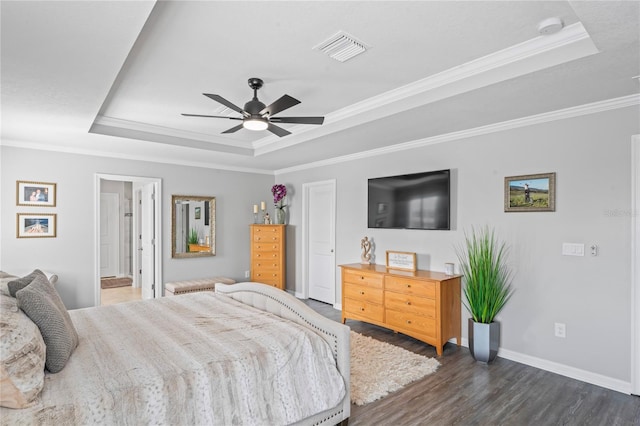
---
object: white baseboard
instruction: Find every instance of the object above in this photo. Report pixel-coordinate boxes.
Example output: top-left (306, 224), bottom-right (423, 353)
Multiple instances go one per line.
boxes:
top-left (450, 337), bottom-right (631, 394)
top-left (333, 303), bottom-right (342, 311)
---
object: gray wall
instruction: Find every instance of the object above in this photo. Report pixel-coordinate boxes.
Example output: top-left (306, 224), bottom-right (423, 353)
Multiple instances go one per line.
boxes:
top-left (278, 106), bottom-right (639, 383)
top-left (1, 105), bottom-right (637, 386)
top-left (0, 147), bottom-right (272, 309)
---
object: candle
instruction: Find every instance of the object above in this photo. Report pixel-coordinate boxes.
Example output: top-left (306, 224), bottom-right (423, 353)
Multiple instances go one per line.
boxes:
top-left (253, 204), bottom-right (258, 214)
top-left (260, 201), bottom-right (266, 211)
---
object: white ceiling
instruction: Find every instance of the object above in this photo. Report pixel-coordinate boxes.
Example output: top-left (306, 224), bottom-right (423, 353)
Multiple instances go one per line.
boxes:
top-left (2, 1), bottom-right (639, 174)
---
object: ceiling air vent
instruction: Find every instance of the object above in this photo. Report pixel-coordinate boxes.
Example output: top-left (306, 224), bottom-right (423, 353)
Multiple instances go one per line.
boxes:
top-left (314, 31), bottom-right (369, 62)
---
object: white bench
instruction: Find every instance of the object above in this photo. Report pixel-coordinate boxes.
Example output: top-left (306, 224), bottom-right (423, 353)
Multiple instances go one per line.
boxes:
top-left (164, 277), bottom-right (236, 296)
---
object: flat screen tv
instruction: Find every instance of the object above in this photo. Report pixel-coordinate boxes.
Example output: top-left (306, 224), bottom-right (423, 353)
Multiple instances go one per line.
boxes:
top-left (368, 169), bottom-right (450, 230)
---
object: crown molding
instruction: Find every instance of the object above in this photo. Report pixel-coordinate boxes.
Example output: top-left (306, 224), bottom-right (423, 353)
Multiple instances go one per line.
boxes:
top-left (260, 22), bottom-right (599, 157)
top-left (0, 139), bottom-right (274, 175)
top-left (92, 115), bottom-right (256, 151)
top-left (275, 94), bottom-right (640, 175)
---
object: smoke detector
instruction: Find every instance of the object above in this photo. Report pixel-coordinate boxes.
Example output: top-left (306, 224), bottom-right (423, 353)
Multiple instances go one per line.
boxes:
top-left (537, 17), bottom-right (564, 35)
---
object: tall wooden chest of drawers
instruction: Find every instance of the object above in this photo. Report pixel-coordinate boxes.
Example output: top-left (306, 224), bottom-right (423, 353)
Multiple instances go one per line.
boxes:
top-left (340, 263), bottom-right (461, 355)
top-left (250, 225), bottom-right (286, 290)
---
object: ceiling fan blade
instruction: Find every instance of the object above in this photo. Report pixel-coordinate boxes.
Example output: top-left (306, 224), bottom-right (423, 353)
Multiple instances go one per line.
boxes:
top-left (260, 95), bottom-right (300, 117)
top-left (269, 116), bottom-right (324, 125)
top-left (222, 123), bottom-right (245, 134)
top-left (181, 113), bottom-right (242, 120)
top-left (267, 123), bottom-right (292, 137)
top-left (203, 94), bottom-right (247, 116)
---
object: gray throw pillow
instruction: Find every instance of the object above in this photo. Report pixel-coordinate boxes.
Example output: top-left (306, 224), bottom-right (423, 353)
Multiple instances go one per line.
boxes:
top-left (8, 270), bottom-right (47, 297)
top-left (16, 275), bottom-right (79, 373)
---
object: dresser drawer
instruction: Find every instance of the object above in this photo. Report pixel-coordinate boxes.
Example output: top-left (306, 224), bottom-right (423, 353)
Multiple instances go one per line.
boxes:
top-left (343, 269), bottom-right (383, 289)
top-left (253, 242), bottom-right (281, 252)
top-left (252, 249), bottom-right (280, 261)
top-left (385, 276), bottom-right (436, 299)
top-left (252, 271), bottom-right (282, 283)
top-left (344, 298), bottom-right (384, 322)
top-left (344, 283), bottom-right (383, 305)
top-left (385, 291), bottom-right (436, 318)
top-left (385, 309), bottom-right (436, 338)
top-left (253, 233), bottom-right (282, 243)
top-left (252, 260), bottom-right (281, 271)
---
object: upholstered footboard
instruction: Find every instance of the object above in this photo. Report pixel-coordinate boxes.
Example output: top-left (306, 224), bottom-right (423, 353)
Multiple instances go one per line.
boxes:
top-left (215, 282), bottom-right (350, 426)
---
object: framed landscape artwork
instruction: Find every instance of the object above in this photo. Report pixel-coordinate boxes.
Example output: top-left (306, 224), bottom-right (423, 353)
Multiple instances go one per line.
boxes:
top-left (16, 181), bottom-right (56, 207)
top-left (505, 172), bottom-right (556, 212)
top-left (17, 213), bottom-right (57, 238)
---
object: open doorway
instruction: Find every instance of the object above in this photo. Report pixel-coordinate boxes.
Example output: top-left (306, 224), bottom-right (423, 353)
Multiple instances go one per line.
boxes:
top-left (95, 174), bottom-right (162, 307)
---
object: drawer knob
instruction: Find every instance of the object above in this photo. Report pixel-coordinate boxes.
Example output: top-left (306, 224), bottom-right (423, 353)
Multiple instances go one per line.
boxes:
top-left (360, 291), bottom-right (365, 295)
top-left (406, 301), bottom-right (411, 305)
top-left (407, 320), bottom-right (412, 324)
top-left (360, 307), bottom-right (365, 312)
top-left (406, 284), bottom-right (411, 288)
top-left (257, 254), bottom-right (261, 257)
top-left (360, 276), bottom-right (364, 280)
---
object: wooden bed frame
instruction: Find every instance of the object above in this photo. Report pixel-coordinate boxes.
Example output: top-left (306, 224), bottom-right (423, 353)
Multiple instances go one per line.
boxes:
top-left (216, 282), bottom-right (350, 426)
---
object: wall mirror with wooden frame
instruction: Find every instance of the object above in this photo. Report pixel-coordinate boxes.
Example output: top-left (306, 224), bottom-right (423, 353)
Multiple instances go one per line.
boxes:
top-left (172, 195), bottom-right (216, 258)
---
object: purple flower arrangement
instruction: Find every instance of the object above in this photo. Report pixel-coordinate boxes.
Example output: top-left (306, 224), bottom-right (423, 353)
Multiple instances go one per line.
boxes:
top-left (271, 184), bottom-right (287, 207)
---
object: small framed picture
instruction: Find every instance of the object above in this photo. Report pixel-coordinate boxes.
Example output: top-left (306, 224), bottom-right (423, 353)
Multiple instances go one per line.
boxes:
top-left (386, 251), bottom-right (417, 271)
top-left (505, 172), bottom-right (556, 212)
top-left (195, 207), bottom-right (201, 220)
top-left (17, 213), bottom-right (57, 238)
top-left (16, 181), bottom-right (56, 207)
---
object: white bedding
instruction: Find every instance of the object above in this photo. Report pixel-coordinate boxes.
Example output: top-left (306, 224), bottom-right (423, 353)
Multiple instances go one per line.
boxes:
top-left (1, 292), bottom-right (346, 425)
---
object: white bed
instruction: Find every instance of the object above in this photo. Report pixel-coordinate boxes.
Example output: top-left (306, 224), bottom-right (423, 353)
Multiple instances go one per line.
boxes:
top-left (0, 281), bottom-right (350, 426)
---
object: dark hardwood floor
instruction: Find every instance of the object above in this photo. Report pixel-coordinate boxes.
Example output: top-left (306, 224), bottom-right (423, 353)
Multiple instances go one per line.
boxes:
top-left (303, 299), bottom-right (640, 426)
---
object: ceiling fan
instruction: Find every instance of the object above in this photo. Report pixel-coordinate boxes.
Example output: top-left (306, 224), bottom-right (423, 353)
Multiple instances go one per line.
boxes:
top-left (182, 78), bottom-right (325, 137)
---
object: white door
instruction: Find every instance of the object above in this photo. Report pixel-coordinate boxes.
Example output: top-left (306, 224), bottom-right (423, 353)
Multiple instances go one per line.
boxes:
top-left (140, 183), bottom-right (155, 300)
top-left (305, 180), bottom-right (336, 304)
top-left (100, 193), bottom-right (119, 278)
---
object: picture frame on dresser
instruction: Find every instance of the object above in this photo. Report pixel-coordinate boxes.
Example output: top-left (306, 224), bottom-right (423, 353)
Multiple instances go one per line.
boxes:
top-left (16, 180), bottom-right (56, 207)
top-left (386, 251), bottom-right (417, 271)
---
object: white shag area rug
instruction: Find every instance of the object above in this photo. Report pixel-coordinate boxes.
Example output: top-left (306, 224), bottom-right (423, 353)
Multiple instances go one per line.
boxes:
top-left (350, 331), bottom-right (440, 405)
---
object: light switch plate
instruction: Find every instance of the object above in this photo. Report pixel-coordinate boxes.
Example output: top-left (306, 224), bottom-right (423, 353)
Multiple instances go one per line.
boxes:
top-left (562, 243), bottom-right (585, 256)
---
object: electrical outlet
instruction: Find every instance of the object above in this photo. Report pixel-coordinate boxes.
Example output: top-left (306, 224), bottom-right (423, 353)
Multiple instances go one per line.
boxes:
top-left (554, 322), bottom-right (566, 338)
top-left (244, 270), bottom-right (250, 278)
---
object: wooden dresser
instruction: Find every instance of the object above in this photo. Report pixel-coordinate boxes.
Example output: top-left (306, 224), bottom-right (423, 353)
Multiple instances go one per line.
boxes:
top-left (250, 225), bottom-right (286, 290)
top-left (340, 263), bottom-right (461, 355)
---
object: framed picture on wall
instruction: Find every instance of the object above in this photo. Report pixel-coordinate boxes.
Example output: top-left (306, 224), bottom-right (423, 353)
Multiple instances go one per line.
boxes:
top-left (504, 172), bottom-right (556, 212)
top-left (17, 213), bottom-right (57, 238)
top-left (195, 207), bottom-right (201, 220)
top-left (16, 181), bottom-right (57, 207)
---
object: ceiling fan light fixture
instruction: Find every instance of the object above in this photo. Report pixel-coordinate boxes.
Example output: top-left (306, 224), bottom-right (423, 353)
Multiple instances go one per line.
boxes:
top-left (243, 117), bottom-right (268, 131)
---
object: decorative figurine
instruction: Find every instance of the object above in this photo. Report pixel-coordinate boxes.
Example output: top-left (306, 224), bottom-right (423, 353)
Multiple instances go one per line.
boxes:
top-left (361, 236), bottom-right (372, 264)
top-left (264, 212), bottom-right (272, 224)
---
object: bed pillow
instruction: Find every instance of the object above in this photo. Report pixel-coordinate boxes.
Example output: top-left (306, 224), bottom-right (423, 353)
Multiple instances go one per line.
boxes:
top-left (16, 274), bottom-right (79, 373)
top-left (0, 293), bottom-right (46, 408)
top-left (7, 269), bottom-right (47, 297)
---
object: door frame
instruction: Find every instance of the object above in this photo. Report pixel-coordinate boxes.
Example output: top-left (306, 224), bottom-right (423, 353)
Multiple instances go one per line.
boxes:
top-left (631, 134), bottom-right (639, 395)
top-left (301, 179), bottom-right (337, 305)
top-left (94, 174), bottom-right (162, 307)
